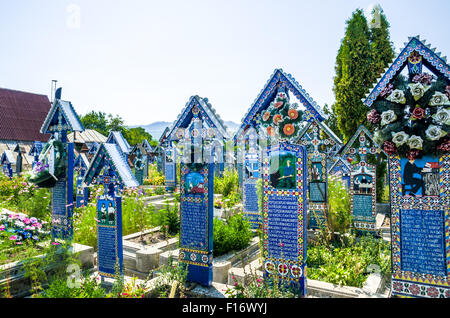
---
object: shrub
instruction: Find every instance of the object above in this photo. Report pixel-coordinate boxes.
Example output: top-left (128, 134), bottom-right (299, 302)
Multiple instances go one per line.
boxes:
top-left (327, 175), bottom-right (352, 234)
top-left (213, 213), bottom-right (253, 257)
top-left (307, 234), bottom-right (391, 288)
top-left (39, 273), bottom-right (106, 298)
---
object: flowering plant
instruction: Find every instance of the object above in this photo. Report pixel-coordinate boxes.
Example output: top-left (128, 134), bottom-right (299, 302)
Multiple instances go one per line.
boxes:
top-left (368, 70), bottom-right (449, 158)
top-left (0, 211), bottom-right (49, 244)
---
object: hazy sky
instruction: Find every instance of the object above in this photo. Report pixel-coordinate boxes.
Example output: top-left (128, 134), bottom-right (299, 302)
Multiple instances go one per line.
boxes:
top-left (1, 0), bottom-right (449, 126)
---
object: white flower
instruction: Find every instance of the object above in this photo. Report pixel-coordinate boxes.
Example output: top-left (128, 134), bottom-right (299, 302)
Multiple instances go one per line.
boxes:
top-left (391, 131), bottom-right (409, 147)
top-left (425, 125), bottom-right (447, 141)
top-left (429, 92), bottom-right (450, 107)
top-left (408, 83), bottom-right (431, 101)
top-left (407, 135), bottom-right (423, 150)
top-left (432, 108), bottom-right (450, 125)
top-left (386, 89), bottom-right (406, 104)
top-left (381, 110), bottom-right (397, 126)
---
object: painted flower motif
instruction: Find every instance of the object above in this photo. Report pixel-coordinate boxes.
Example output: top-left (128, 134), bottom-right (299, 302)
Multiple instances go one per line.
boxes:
top-left (262, 112), bottom-right (271, 122)
top-left (391, 131), bottom-right (409, 147)
top-left (407, 135), bottom-right (423, 150)
top-left (437, 138), bottom-right (450, 152)
top-left (383, 141), bottom-right (397, 155)
top-left (425, 125), bottom-right (447, 141)
top-left (412, 73), bottom-right (433, 85)
top-left (367, 109), bottom-right (381, 124)
top-left (266, 126), bottom-right (276, 137)
top-left (273, 101), bottom-right (284, 109)
top-left (429, 91), bottom-right (450, 107)
top-left (283, 123), bottom-right (295, 136)
top-left (288, 109), bottom-right (299, 120)
top-left (408, 83), bottom-right (430, 101)
top-left (432, 108), bottom-right (450, 125)
top-left (273, 114), bottom-right (284, 125)
top-left (386, 89), bottom-right (406, 104)
top-left (392, 281), bottom-right (403, 292)
top-left (406, 149), bottom-right (421, 160)
top-left (409, 284), bottom-right (420, 295)
top-left (381, 110), bottom-right (397, 126)
top-left (411, 107), bottom-right (425, 120)
top-left (380, 83), bottom-right (394, 98)
top-left (426, 287), bottom-right (439, 298)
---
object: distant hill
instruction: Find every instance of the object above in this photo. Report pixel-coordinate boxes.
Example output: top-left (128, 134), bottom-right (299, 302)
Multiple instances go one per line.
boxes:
top-left (130, 120), bottom-right (241, 141)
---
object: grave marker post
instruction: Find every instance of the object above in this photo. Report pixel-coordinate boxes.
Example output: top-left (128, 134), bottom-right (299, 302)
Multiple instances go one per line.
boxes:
top-left (363, 36), bottom-right (450, 297)
top-left (83, 143), bottom-right (139, 280)
top-left (339, 125), bottom-right (382, 234)
top-left (262, 142), bottom-right (308, 297)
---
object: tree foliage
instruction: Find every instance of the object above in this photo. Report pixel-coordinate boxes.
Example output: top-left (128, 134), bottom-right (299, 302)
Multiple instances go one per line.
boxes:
top-left (332, 7), bottom-right (395, 142)
top-left (80, 111), bottom-right (156, 146)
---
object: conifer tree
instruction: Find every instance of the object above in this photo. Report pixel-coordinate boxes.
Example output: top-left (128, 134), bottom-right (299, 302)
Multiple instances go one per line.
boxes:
top-left (333, 9), bottom-right (373, 142)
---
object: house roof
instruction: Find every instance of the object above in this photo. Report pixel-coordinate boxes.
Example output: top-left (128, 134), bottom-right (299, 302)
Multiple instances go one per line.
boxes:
top-left (68, 129), bottom-right (107, 144)
top-left (363, 35), bottom-right (450, 107)
top-left (234, 68), bottom-right (327, 141)
top-left (0, 87), bottom-right (51, 142)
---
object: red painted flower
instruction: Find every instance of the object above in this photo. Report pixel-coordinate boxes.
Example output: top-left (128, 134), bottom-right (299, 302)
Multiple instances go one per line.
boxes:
top-left (267, 126), bottom-right (276, 137)
top-left (409, 284), bottom-right (420, 295)
top-left (274, 101), bottom-right (284, 109)
top-left (380, 83), bottom-right (394, 98)
top-left (437, 138), bottom-right (450, 152)
top-left (411, 107), bottom-right (425, 120)
top-left (367, 109), bottom-right (381, 124)
top-left (406, 149), bottom-right (421, 160)
top-left (383, 141), bottom-right (397, 155)
top-left (288, 109), bottom-right (299, 120)
top-left (283, 123), bottom-right (295, 136)
top-left (426, 287), bottom-right (439, 298)
top-left (392, 282), bottom-right (403, 292)
top-left (273, 114), bottom-right (284, 125)
top-left (262, 111), bottom-right (271, 122)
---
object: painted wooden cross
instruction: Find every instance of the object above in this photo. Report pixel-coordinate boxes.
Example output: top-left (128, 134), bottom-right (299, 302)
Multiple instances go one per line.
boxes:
top-left (297, 119), bottom-right (343, 230)
top-left (39, 88), bottom-right (84, 240)
top-left (339, 125), bottom-right (383, 234)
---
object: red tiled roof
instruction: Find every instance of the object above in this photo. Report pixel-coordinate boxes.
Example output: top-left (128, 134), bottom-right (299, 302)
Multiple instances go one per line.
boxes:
top-left (0, 87), bottom-right (51, 142)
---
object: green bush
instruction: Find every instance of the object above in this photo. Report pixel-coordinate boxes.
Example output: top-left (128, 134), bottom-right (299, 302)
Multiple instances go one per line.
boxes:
top-left (73, 205), bottom-right (97, 249)
top-left (213, 213), bottom-right (253, 257)
top-left (39, 273), bottom-right (106, 298)
top-left (307, 234), bottom-right (391, 288)
top-left (327, 175), bottom-right (352, 234)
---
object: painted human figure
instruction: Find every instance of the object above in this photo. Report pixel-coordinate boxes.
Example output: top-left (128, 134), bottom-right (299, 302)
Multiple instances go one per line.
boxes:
top-left (279, 159), bottom-right (295, 189)
top-left (403, 158), bottom-right (424, 196)
top-left (100, 203), bottom-right (107, 222)
top-left (108, 202), bottom-right (115, 223)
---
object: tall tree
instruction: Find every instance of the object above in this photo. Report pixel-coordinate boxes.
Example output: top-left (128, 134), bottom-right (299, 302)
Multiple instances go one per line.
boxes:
top-left (333, 9), bottom-right (373, 142)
